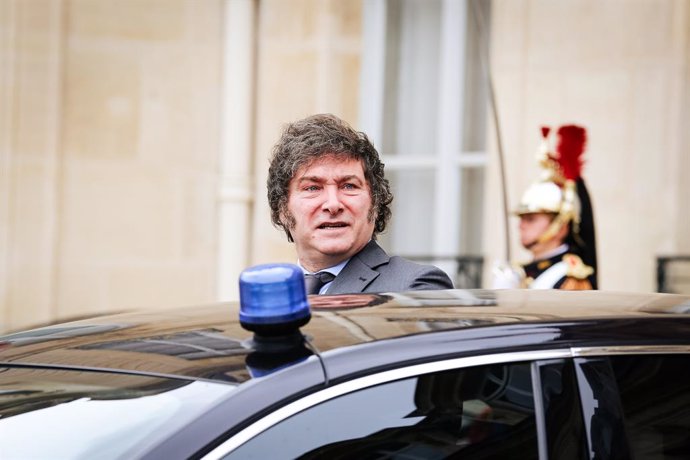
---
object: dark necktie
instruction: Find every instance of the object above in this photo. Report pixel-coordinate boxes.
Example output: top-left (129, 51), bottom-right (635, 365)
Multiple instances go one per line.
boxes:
top-left (304, 272), bottom-right (336, 295)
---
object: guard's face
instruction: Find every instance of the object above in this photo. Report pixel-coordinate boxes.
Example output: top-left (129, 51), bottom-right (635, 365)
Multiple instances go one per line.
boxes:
top-left (285, 155), bottom-right (375, 270)
top-left (518, 213), bottom-right (554, 249)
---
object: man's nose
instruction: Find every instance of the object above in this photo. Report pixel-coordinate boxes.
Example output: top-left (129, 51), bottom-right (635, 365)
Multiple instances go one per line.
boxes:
top-left (322, 186), bottom-right (344, 213)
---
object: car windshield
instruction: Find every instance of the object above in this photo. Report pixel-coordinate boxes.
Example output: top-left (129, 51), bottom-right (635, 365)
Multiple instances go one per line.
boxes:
top-left (0, 366), bottom-right (236, 459)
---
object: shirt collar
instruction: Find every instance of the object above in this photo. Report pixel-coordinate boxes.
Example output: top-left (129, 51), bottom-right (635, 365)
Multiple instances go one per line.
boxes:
top-left (537, 244), bottom-right (569, 261)
top-left (298, 259), bottom-right (349, 294)
top-left (298, 258), bottom-right (350, 277)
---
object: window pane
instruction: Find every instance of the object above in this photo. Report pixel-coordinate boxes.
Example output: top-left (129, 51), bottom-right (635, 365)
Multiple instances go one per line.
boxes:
top-left (539, 360), bottom-right (588, 460)
top-left (462, 0), bottom-right (490, 153)
top-left (574, 357), bottom-right (631, 460)
top-left (610, 355), bottom-right (690, 459)
top-left (459, 167), bottom-right (484, 254)
top-left (225, 362), bottom-right (538, 459)
top-left (382, 0), bottom-right (441, 156)
top-left (380, 169), bottom-right (435, 256)
top-left (361, 0), bottom-right (488, 262)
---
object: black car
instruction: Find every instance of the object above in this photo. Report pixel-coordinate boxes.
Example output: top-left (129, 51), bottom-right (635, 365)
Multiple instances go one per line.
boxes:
top-left (1, 264), bottom-right (689, 459)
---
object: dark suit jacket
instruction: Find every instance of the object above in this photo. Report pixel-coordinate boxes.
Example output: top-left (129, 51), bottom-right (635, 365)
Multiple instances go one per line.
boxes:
top-left (325, 241), bottom-right (454, 294)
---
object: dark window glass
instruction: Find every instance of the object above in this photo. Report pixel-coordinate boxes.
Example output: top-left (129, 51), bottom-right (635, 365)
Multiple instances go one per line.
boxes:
top-left (225, 362), bottom-right (538, 459)
top-left (610, 355), bottom-right (690, 460)
top-left (538, 360), bottom-right (588, 460)
top-left (574, 357), bottom-right (631, 460)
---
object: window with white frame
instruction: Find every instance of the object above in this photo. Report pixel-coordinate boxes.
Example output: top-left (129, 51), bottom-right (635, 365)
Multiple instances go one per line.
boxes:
top-left (359, 0), bottom-right (490, 286)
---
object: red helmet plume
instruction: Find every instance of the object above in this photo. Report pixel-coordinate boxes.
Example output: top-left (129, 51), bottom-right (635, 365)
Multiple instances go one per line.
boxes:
top-left (555, 125), bottom-right (587, 181)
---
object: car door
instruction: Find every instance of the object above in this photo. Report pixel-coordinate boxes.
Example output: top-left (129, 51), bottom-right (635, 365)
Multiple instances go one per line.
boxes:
top-left (204, 350), bottom-right (583, 459)
top-left (201, 351), bottom-right (690, 459)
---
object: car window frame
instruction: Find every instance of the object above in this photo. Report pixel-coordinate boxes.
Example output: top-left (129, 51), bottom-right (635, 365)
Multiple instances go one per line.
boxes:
top-left (203, 345), bottom-right (690, 460)
top-left (203, 349), bottom-right (571, 459)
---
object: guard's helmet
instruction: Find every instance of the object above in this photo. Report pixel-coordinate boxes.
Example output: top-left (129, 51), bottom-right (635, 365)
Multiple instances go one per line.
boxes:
top-left (516, 181), bottom-right (579, 218)
top-left (515, 126), bottom-right (586, 242)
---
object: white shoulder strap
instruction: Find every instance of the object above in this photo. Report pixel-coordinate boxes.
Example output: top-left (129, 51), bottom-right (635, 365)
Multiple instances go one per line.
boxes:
top-left (530, 261), bottom-right (568, 289)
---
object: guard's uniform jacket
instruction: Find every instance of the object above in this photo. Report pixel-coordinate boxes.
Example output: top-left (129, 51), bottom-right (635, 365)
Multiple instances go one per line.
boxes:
top-left (521, 247), bottom-right (595, 290)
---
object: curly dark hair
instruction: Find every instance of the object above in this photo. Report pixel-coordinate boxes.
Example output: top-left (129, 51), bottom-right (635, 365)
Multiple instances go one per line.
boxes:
top-left (267, 113), bottom-right (393, 242)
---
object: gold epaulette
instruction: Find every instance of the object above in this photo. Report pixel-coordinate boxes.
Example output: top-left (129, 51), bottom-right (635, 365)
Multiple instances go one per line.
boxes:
top-left (562, 254), bottom-right (594, 280)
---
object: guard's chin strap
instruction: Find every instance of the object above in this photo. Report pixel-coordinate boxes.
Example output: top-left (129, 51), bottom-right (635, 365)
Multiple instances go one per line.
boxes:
top-left (536, 179), bottom-right (578, 245)
top-left (536, 213), bottom-right (570, 245)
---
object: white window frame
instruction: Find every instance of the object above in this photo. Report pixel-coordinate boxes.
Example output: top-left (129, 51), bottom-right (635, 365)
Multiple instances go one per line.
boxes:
top-left (359, 0), bottom-right (487, 277)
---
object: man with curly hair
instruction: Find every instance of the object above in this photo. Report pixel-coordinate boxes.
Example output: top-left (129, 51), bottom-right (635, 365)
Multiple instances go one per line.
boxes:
top-left (267, 114), bottom-right (454, 294)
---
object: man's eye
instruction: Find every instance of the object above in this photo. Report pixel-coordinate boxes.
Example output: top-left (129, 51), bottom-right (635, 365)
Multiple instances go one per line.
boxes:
top-left (342, 183), bottom-right (356, 190)
top-left (304, 185), bottom-right (320, 192)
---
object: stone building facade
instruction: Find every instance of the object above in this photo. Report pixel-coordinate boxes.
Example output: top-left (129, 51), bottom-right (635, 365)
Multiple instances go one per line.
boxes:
top-left (1, 0), bottom-right (688, 332)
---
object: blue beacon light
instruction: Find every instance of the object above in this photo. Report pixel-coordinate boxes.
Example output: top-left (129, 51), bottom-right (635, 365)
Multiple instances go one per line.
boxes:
top-left (239, 263), bottom-right (311, 337)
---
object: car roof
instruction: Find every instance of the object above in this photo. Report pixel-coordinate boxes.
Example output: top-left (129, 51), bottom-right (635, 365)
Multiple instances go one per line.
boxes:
top-left (1, 289), bottom-right (688, 385)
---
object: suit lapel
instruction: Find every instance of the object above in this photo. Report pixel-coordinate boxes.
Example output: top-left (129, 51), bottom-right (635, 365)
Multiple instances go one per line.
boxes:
top-left (328, 257), bottom-right (379, 293)
top-left (327, 241), bottom-right (389, 293)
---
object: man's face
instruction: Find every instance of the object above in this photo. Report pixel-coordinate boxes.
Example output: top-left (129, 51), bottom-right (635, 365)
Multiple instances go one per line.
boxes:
top-left (284, 155), bottom-right (375, 270)
top-left (518, 213), bottom-right (554, 249)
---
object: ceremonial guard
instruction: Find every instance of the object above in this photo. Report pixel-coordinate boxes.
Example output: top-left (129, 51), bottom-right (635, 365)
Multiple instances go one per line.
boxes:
top-left (493, 125), bottom-right (598, 290)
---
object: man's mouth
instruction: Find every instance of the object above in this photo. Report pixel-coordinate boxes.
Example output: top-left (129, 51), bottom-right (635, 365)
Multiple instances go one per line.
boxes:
top-left (318, 222), bottom-right (348, 230)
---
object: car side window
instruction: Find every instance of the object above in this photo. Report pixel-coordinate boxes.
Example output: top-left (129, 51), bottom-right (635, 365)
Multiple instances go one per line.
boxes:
top-left (224, 362), bottom-right (538, 459)
top-left (538, 360), bottom-right (588, 460)
top-left (610, 354), bottom-right (690, 459)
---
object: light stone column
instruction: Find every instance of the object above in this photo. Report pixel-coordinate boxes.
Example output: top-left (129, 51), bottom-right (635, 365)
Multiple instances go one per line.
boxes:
top-left (217, 0), bottom-right (257, 300)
